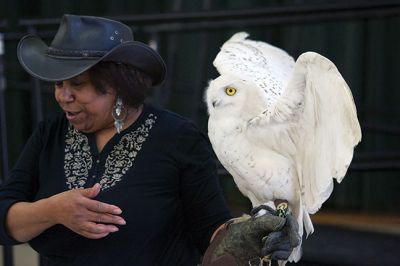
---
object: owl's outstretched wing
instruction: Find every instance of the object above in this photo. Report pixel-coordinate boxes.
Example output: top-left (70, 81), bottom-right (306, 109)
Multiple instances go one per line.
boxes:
top-left (282, 52), bottom-right (362, 214)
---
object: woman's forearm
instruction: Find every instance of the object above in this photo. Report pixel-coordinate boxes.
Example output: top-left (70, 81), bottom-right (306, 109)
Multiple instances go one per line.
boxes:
top-left (5, 184), bottom-right (126, 242)
top-left (5, 199), bottom-right (56, 242)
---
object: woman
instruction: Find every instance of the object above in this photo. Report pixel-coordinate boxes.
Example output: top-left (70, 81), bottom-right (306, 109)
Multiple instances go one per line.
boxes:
top-left (0, 15), bottom-right (298, 266)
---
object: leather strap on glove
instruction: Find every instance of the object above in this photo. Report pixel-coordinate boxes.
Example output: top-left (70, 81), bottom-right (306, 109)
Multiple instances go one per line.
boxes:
top-left (202, 210), bottom-right (300, 266)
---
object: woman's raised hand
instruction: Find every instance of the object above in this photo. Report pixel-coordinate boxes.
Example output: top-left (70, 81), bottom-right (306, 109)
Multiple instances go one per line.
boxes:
top-left (48, 183), bottom-right (126, 239)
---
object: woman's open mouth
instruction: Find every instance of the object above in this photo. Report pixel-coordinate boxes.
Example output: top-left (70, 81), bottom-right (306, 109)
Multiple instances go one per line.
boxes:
top-left (65, 111), bottom-right (82, 121)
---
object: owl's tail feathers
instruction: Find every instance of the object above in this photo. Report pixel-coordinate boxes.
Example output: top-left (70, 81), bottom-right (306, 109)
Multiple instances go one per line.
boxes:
top-left (286, 206), bottom-right (313, 263)
top-left (288, 245), bottom-right (302, 264)
top-left (303, 210), bottom-right (314, 237)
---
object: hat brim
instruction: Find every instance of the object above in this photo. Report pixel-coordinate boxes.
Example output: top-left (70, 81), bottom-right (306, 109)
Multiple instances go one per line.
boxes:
top-left (17, 35), bottom-right (166, 86)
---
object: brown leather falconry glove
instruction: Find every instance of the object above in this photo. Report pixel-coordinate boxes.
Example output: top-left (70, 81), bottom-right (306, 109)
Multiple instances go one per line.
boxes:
top-left (202, 208), bottom-right (300, 266)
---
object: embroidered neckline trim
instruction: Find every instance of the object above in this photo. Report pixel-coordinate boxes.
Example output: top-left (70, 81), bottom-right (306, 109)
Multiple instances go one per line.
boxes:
top-left (64, 113), bottom-right (157, 190)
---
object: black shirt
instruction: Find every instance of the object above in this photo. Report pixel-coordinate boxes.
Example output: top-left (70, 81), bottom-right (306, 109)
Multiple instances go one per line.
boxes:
top-left (0, 104), bottom-right (231, 266)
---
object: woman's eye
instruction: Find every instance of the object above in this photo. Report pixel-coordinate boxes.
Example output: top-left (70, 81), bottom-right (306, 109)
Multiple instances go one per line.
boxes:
top-left (54, 81), bottom-right (63, 87)
top-left (70, 80), bottom-right (84, 87)
top-left (225, 87), bottom-right (237, 96)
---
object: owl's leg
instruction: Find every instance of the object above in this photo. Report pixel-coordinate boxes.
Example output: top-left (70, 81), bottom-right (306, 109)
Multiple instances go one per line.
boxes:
top-left (249, 200), bottom-right (289, 218)
top-left (250, 204), bottom-right (276, 217)
top-left (274, 199), bottom-right (289, 218)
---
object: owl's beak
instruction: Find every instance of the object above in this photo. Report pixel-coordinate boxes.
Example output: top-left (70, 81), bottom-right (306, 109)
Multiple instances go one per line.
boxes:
top-left (212, 100), bottom-right (220, 108)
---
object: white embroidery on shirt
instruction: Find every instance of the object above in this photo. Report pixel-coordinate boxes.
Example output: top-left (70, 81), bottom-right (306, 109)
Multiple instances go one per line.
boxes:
top-left (64, 114), bottom-right (157, 190)
top-left (64, 126), bottom-right (93, 189)
top-left (100, 114), bottom-right (157, 189)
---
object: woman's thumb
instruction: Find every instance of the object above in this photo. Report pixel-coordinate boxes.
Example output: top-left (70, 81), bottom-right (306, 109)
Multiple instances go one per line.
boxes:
top-left (82, 183), bottom-right (101, 198)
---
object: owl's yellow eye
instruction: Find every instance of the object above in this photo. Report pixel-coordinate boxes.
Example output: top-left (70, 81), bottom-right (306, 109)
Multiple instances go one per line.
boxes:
top-left (225, 87), bottom-right (237, 96)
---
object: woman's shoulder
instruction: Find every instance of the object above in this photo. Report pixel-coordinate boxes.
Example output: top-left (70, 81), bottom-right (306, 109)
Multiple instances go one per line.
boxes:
top-left (146, 104), bottom-right (198, 132)
top-left (145, 105), bottom-right (210, 148)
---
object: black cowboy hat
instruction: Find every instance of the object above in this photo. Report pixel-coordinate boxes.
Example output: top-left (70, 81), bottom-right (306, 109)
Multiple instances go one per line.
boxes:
top-left (17, 14), bottom-right (166, 86)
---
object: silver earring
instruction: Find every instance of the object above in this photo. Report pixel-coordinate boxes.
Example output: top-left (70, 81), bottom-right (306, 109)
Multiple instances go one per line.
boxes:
top-left (112, 97), bottom-right (127, 133)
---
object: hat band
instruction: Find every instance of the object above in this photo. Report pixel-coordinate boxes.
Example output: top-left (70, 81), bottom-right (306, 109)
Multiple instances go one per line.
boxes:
top-left (46, 47), bottom-right (107, 59)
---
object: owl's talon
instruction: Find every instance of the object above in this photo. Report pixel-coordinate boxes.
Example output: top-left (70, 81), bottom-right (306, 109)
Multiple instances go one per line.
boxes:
top-left (250, 205), bottom-right (277, 217)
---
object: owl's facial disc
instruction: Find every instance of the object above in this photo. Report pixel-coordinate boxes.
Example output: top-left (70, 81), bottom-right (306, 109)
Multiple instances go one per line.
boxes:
top-left (206, 75), bottom-right (243, 111)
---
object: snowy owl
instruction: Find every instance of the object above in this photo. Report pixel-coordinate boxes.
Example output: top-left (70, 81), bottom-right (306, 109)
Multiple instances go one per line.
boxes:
top-left (205, 32), bottom-right (361, 263)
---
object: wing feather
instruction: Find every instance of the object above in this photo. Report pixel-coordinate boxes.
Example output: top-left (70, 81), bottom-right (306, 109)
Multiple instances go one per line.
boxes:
top-left (286, 52), bottom-right (362, 214)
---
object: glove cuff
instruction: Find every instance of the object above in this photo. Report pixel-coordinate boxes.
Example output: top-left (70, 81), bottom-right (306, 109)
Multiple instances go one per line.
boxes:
top-left (202, 227), bottom-right (238, 266)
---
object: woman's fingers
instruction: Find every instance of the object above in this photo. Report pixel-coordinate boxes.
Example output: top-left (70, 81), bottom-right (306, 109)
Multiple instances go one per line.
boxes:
top-left (49, 184), bottom-right (126, 239)
top-left (89, 211), bottom-right (126, 225)
top-left (82, 232), bottom-right (110, 240)
top-left (80, 194), bottom-right (126, 228)
top-left (73, 185), bottom-right (122, 216)
top-left (79, 222), bottom-right (120, 239)
top-left (85, 199), bottom-right (122, 215)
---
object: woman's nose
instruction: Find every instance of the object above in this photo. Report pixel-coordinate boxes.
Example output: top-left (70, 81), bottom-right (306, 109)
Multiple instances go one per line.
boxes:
top-left (56, 86), bottom-right (75, 103)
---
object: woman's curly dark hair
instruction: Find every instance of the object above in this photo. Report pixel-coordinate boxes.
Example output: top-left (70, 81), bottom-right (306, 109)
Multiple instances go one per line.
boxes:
top-left (88, 62), bottom-right (153, 108)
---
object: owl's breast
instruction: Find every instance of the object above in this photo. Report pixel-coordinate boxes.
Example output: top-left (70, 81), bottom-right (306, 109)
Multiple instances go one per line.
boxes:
top-left (208, 123), bottom-right (247, 166)
top-left (208, 124), bottom-right (300, 206)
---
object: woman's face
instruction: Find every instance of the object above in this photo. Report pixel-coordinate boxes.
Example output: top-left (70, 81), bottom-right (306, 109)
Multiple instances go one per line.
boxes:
top-left (54, 72), bottom-right (116, 133)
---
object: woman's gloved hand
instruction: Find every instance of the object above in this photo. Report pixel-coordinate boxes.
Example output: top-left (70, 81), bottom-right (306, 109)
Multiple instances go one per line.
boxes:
top-left (262, 214), bottom-right (300, 261)
top-left (202, 207), bottom-right (300, 266)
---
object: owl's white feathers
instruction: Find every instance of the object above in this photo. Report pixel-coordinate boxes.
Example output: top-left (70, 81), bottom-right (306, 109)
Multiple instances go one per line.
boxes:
top-left (206, 32), bottom-right (361, 263)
